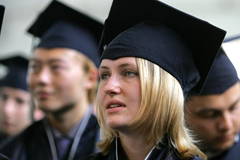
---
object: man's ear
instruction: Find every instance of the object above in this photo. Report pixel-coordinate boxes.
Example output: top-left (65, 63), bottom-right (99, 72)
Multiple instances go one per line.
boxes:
top-left (85, 68), bottom-right (99, 89)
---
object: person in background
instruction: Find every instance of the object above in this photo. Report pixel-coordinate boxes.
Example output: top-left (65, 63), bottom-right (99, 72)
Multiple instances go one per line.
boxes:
top-left (0, 55), bottom-right (43, 145)
top-left (1, 1), bottom-right (102, 160)
top-left (185, 47), bottom-right (240, 160)
top-left (82, 0), bottom-right (226, 159)
top-left (0, 4), bottom-right (10, 160)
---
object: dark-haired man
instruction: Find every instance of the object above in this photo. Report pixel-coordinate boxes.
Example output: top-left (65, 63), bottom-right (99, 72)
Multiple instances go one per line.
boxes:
top-left (185, 48), bottom-right (240, 160)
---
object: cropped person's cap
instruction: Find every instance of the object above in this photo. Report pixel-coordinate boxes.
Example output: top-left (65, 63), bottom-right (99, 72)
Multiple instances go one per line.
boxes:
top-left (0, 5), bottom-right (5, 36)
top-left (0, 55), bottom-right (29, 91)
top-left (223, 35), bottom-right (240, 43)
top-left (189, 47), bottom-right (239, 95)
top-left (99, 0), bottom-right (226, 94)
top-left (27, 0), bottom-right (103, 67)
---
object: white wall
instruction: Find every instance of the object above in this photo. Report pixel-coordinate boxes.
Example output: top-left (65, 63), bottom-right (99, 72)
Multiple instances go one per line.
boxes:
top-left (222, 38), bottom-right (240, 77)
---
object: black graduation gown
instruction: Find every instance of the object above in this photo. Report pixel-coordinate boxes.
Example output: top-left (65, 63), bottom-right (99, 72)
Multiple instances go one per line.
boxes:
top-left (0, 132), bottom-right (15, 147)
top-left (0, 133), bottom-right (8, 146)
top-left (0, 154), bottom-right (9, 160)
top-left (0, 114), bottom-right (99, 160)
top-left (208, 133), bottom-right (240, 160)
top-left (82, 137), bottom-right (203, 160)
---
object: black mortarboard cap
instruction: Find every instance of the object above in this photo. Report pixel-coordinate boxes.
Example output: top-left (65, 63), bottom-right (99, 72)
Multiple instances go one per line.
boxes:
top-left (99, 0), bottom-right (226, 94)
top-left (192, 47), bottom-right (239, 95)
top-left (0, 55), bottom-right (29, 91)
top-left (27, 0), bottom-right (103, 67)
top-left (0, 5), bottom-right (5, 36)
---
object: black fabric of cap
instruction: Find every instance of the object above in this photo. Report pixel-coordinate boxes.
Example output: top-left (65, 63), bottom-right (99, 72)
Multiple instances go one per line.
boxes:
top-left (224, 35), bottom-right (240, 43)
top-left (196, 48), bottom-right (239, 95)
top-left (27, 0), bottom-right (103, 67)
top-left (99, 0), bottom-right (226, 94)
top-left (0, 55), bottom-right (29, 91)
top-left (0, 5), bottom-right (5, 36)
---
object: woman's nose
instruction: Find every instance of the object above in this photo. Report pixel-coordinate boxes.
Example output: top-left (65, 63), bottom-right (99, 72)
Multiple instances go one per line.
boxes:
top-left (103, 76), bottom-right (121, 96)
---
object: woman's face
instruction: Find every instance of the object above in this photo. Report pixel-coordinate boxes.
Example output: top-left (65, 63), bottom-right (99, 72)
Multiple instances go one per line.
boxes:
top-left (98, 57), bottom-right (141, 132)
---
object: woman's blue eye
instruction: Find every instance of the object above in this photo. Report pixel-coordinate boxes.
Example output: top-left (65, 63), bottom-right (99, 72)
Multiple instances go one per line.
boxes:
top-left (124, 71), bottom-right (137, 77)
top-left (101, 74), bottom-right (110, 80)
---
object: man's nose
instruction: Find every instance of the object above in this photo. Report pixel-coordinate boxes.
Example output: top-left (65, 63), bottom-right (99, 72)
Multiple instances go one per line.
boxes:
top-left (2, 99), bottom-right (15, 116)
top-left (34, 67), bottom-right (51, 85)
top-left (218, 112), bottom-right (233, 132)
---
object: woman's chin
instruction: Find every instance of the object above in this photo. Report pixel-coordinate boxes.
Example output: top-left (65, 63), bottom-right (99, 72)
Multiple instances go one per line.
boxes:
top-left (107, 121), bottom-right (129, 131)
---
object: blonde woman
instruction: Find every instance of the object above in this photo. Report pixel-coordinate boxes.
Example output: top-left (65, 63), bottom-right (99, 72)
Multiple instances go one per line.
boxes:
top-left (82, 0), bottom-right (226, 159)
top-left (95, 57), bottom-right (206, 160)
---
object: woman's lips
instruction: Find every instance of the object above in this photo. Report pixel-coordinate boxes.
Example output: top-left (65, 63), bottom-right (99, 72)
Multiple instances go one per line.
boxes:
top-left (106, 99), bottom-right (125, 109)
top-left (105, 99), bottom-right (126, 113)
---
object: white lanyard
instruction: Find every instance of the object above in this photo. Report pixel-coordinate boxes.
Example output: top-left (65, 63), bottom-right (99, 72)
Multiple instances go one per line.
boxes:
top-left (115, 138), bottom-right (118, 160)
top-left (45, 108), bottom-right (91, 160)
top-left (115, 138), bottom-right (159, 160)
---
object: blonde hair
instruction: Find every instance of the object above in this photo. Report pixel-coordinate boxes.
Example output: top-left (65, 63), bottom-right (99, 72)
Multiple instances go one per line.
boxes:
top-left (96, 58), bottom-right (206, 159)
top-left (76, 53), bottom-right (98, 104)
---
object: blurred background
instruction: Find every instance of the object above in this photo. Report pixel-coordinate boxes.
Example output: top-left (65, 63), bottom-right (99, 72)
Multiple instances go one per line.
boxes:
top-left (0, 0), bottom-right (239, 74)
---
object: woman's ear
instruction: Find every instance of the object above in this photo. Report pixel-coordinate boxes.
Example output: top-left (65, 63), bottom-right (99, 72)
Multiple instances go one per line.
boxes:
top-left (85, 68), bottom-right (99, 89)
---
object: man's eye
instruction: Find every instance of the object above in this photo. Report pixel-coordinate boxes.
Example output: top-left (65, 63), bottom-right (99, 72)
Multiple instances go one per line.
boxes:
top-left (29, 64), bottom-right (40, 71)
top-left (198, 111), bottom-right (219, 119)
top-left (0, 94), bottom-right (8, 101)
top-left (16, 98), bottom-right (24, 105)
top-left (229, 105), bottom-right (238, 112)
top-left (52, 65), bottom-right (61, 70)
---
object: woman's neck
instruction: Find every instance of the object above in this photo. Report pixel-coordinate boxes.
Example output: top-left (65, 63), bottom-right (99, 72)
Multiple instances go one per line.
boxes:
top-left (119, 132), bottom-right (154, 160)
top-left (47, 102), bottom-right (88, 136)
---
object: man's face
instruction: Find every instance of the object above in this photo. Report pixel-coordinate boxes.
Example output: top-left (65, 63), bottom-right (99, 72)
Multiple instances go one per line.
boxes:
top-left (27, 48), bottom-right (90, 114)
top-left (185, 82), bottom-right (240, 152)
top-left (0, 87), bottom-right (31, 136)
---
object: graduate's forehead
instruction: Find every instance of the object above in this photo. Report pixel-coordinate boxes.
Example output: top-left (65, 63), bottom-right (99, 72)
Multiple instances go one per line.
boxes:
top-left (100, 57), bottom-right (137, 69)
top-left (30, 48), bottom-right (84, 66)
